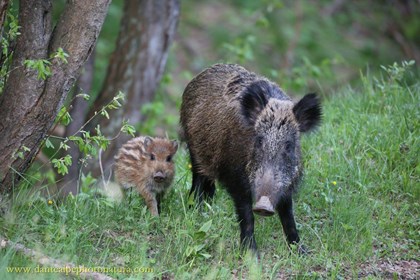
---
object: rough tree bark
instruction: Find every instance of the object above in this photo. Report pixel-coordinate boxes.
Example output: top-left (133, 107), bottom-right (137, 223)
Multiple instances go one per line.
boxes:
top-left (85, 0), bottom-right (180, 179)
top-left (0, 0), bottom-right (111, 193)
top-left (0, 0), bottom-right (9, 30)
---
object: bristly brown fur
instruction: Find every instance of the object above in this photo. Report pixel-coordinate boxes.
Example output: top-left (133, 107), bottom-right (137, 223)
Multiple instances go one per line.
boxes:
top-left (180, 63), bottom-right (322, 253)
top-left (114, 136), bottom-right (178, 216)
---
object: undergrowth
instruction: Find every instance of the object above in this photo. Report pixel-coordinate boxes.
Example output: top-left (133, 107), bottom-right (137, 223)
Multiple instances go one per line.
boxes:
top-left (0, 63), bottom-right (418, 279)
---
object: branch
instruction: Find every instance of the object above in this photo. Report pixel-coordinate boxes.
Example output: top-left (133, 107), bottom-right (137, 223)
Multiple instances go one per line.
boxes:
top-left (0, 236), bottom-right (115, 280)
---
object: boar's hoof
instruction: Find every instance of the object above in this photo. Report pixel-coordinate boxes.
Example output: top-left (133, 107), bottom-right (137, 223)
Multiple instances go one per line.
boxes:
top-left (253, 196), bottom-right (275, 216)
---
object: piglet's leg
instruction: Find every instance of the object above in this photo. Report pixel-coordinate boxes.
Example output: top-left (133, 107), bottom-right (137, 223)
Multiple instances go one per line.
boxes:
top-left (139, 187), bottom-right (159, 216)
top-left (156, 193), bottom-right (163, 215)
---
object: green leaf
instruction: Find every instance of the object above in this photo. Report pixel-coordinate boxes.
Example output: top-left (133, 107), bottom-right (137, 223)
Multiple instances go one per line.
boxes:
top-left (95, 125), bottom-right (102, 136)
top-left (185, 246), bottom-right (193, 257)
top-left (82, 131), bottom-right (90, 138)
top-left (68, 136), bottom-right (83, 147)
top-left (108, 99), bottom-right (122, 109)
top-left (101, 109), bottom-right (109, 119)
top-left (341, 223), bottom-right (355, 231)
top-left (63, 155), bottom-right (72, 165)
top-left (199, 253), bottom-right (211, 259)
top-left (59, 142), bottom-right (70, 151)
top-left (193, 232), bottom-right (206, 240)
top-left (52, 47), bottom-right (69, 64)
top-left (115, 91), bottom-right (125, 101)
top-left (24, 59), bottom-right (52, 80)
top-left (121, 121), bottom-right (136, 137)
top-left (62, 112), bottom-right (72, 126)
top-left (256, 16), bottom-right (269, 28)
top-left (45, 138), bottom-right (55, 149)
top-left (56, 107), bottom-right (72, 126)
top-left (198, 220), bottom-right (212, 233)
top-left (76, 93), bottom-right (90, 101)
top-left (22, 145), bottom-right (30, 152)
top-left (194, 244), bottom-right (205, 252)
top-left (51, 155), bottom-right (72, 175)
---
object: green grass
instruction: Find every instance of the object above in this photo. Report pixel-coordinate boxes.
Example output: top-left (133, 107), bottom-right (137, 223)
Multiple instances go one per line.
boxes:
top-left (1, 70), bottom-right (419, 279)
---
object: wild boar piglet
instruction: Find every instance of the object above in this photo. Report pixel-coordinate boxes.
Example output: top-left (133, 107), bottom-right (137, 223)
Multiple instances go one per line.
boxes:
top-left (114, 136), bottom-right (178, 216)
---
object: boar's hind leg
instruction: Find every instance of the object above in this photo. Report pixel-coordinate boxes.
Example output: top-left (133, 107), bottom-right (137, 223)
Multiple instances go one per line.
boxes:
top-left (277, 195), bottom-right (300, 246)
top-left (189, 155), bottom-right (216, 204)
top-left (191, 173), bottom-right (215, 203)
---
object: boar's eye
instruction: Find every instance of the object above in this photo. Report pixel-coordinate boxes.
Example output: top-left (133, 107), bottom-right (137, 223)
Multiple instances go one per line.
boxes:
top-left (166, 155), bottom-right (172, 162)
top-left (285, 141), bottom-right (295, 153)
top-left (150, 154), bottom-right (156, 161)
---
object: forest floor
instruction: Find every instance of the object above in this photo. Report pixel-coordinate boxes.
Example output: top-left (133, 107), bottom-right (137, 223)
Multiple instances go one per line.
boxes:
top-left (0, 69), bottom-right (419, 279)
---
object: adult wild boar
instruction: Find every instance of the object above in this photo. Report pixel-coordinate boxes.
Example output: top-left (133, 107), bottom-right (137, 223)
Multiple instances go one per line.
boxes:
top-left (180, 64), bottom-right (321, 252)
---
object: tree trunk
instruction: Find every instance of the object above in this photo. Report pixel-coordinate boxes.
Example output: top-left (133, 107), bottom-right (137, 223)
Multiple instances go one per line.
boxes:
top-left (85, 0), bottom-right (180, 179)
top-left (0, 0), bottom-right (111, 193)
top-left (0, 0), bottom-right (9, 31)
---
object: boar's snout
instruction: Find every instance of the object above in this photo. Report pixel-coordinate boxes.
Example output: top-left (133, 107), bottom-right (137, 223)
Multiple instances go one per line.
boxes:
top-left (253, 196), bottom-right (275, 216)
top-left (153, 171), bottom-right (166, 183)
top-left (251, 168), bottom-right (278, 216)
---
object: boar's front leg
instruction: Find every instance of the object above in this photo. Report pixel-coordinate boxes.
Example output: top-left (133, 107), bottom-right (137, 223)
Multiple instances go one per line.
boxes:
top-left (277, 195), bottom-right (305, 252)
top-left (227, 183), bottom-right (257, 253)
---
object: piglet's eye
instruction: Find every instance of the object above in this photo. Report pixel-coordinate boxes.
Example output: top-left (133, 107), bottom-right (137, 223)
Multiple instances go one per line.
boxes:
top-left (166, 155), bottom-right (172, 162)
top-left (150, 154), bottom-right (156, 161)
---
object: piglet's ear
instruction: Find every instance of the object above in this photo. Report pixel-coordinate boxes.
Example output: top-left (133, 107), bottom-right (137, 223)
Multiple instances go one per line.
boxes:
top-left (143, 136), bottom-right (153, 148)
top-left (139, 136), bottom-right (153, 155)
top-left (293, 93), bottom-right (322, 133)
top-left (171, 140), bottom-right (179, 153)
top-left (240, 81), bottom-right (269, 126)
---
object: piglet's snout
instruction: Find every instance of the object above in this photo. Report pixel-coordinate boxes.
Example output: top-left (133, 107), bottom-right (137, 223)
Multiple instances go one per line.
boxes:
top-left (153, 171), bottom-right (166, 183)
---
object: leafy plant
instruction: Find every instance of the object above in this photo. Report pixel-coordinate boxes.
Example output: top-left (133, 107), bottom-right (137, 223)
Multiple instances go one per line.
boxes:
top-left (223, 35), bottom-right (256, 64)
top-left (51, 155), bottom-right (72, 175)
top-left (23, 48), bottom-right (71, 80)
top-left (0, 6), bottom-right (21, 93)
top-left (45, 91), bottom-right (136, 175)
top-left (182, 219), bottom-right (214, 266)
top-left (51, 47), bottom-right (69, 64)
top-left (23, 59), bottom-right (52, 80)
top-left (381, 60), bottom-right (415, 83)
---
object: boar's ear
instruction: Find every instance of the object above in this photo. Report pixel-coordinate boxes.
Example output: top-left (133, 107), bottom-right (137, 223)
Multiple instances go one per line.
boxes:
top-left (293, 93), bottom-right (322, 133)
top-left (240, 81), bottom-right (269, 125)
